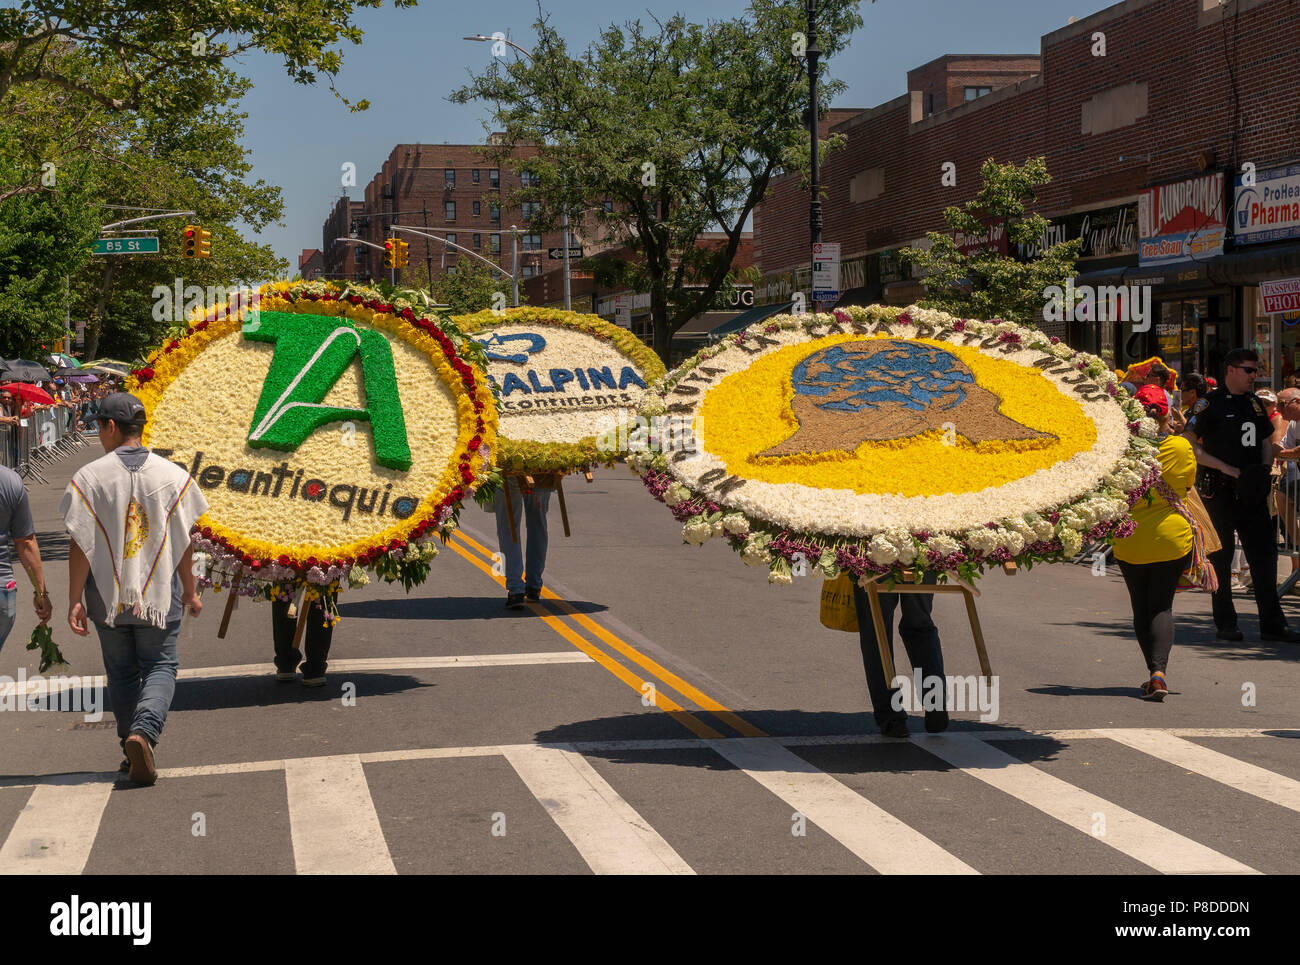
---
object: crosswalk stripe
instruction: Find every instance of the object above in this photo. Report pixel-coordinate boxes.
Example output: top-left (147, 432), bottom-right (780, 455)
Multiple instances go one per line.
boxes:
top-left (1096, 728), bottom-right (1300, 813)
top-left (917, 735), bottom-right (1259, 874)
top-left (502, 743), bottom-right (695, 875)
top-left (283, 755), bottom-right (396, 875)
top-left (0, 778), bottom-right (113, 874)
top-left (708, 737), bottom-right (978, 874)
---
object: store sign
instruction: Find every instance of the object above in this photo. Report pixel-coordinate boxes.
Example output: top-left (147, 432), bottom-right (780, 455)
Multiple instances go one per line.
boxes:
top-left (1017, 203), bottom-right (1138, 260)
top-left (1138, 172), bottom-right (1225, 266)
top-left (812, 242), bottom-right (840, 301)
top-left (1260, 277), bottom-right (1300, 314)
top-left (954, 224), bottom-right (1008, 257)
top-left (1234, 164), bottom-right (1300, 245)
top-left (682, 285), bottom-right (755, 310)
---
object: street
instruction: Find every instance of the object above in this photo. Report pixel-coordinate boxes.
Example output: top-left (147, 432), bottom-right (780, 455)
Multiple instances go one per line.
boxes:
top-left (1, 447), bottom-right (1297, 875)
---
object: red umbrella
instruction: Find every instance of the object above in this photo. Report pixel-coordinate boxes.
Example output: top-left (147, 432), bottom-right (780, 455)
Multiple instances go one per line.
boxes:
top-left (0, 382), bottom-right (55, 405)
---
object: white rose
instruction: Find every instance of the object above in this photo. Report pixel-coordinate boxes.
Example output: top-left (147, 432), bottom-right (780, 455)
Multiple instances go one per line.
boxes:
top-left (1059, 528), bottom-right (1083, 557)
top-left (926, 534), bottom-right (960, 558)
top-left (866, 534), bottom-right (899, 565)
top-left (683, 519), bottom-right (713, 545)
top-left (1137, 417), bottom-right (1159, 439)
top-left (721, 513), bottom-right (751, 537)
top-left (663, 483), bottom-right (691, 508)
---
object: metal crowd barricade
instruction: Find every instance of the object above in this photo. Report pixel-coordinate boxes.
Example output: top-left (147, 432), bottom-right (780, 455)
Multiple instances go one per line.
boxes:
top-left (1276, 471), bottom-right (1300, 596)
top-left (4, 406), bottom-right (89, 483)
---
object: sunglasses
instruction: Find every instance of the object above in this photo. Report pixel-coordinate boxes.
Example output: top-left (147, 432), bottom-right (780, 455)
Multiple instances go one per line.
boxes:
top-left (1232, 365), bottom-right (1258, 374)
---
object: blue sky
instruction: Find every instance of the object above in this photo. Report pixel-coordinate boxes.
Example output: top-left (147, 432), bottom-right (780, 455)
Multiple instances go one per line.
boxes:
top-left (234, 0), bottom-right (1096, 269)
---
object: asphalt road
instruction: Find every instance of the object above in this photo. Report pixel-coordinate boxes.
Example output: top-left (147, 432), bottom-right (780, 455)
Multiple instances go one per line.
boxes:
top-left (1, 442), bottom-right (1297, 876)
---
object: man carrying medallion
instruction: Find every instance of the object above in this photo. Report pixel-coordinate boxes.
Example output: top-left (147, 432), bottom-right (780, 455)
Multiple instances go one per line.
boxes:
top-left (61, 393), bottom-right (208, 785)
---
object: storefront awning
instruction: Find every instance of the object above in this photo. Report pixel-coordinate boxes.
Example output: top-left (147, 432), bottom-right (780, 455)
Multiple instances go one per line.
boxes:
top-left (1074, 242), bottom-right (1300, 290)
top-left (694, 300), bottom-right (794, 340)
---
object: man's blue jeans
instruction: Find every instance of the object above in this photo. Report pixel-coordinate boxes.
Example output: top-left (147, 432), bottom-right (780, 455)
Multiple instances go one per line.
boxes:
top-left (493, 478), bottom-right (552, 595)
top-left (0, 588), bottom-right (15, 654)
top-left (852, 574), bottom-right (946, 724)
top-left (95, 619), bottom-right (182, 748)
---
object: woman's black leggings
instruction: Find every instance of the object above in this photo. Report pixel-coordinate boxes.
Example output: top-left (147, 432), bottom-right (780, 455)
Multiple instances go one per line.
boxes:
top-left (1117, 553), bottom-right (1191, 675)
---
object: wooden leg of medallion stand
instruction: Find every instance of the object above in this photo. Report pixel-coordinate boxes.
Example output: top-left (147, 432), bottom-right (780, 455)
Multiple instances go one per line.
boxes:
top-left (502, 477), bottom-right (520, 543)
top-left (290, 585), bottom-right (312, 654)
top-left (961, 587), bottom-right (994, 683)
top-left (864, 580), bottom-right (897, 686)
top-left (216, 565), bottom-right (243, 640)
top-left (583, 471), bottom-right (593, 483)
top-left (555, 474), bottom-right (571, 537)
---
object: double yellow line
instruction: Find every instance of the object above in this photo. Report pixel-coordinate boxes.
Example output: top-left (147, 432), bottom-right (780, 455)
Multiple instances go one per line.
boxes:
top-left (446, 530), bottom-right (765, 740)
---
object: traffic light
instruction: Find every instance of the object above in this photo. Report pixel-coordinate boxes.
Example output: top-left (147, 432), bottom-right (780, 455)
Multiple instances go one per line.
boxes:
top-left (395, 239), bottom-right (410, 268)
top-left (182, 225), bottom-right (197, 258)
top-left (196, 228), bottom-right (212, 258)
top-left (384, 238), bottom-right (398, 269)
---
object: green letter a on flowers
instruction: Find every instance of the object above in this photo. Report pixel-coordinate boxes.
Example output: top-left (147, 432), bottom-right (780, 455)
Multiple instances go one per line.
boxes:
top-left (244, 312), bottom-right (412, 471)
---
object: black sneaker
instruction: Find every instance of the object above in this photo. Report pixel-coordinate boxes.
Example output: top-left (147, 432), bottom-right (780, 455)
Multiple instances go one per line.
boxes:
top-left (880, 718), bottom-right (910, 738)
top-left (1216, 627), bottom-right (1244, 641)
top-left (525, 587), bottom-right (541, 601)
top-left (1261, 627), bottom-right (1300, 643)
top-left (924, 710), bottom-right (950, 733)
top-left (506, 593), bottom-right (526, 610)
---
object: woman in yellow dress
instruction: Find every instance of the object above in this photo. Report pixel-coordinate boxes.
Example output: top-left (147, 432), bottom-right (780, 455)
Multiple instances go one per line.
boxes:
top-left (1112, 384), bottom-right (1228, 700)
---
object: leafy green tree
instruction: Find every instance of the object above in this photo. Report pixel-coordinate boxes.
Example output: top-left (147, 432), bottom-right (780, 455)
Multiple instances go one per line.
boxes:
top-left (0, 0), bottom-right (414, 202)
top-left (431, 261), bottom-right (515, 317)
top-left (900, 157), bottom-right (1082, 325)
top-left (453, 0), bottom-right (865, 363)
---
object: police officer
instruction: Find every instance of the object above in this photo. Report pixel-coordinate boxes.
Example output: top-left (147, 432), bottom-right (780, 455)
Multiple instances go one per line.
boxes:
top-left (1186, 348), bottom-right (1300, 643)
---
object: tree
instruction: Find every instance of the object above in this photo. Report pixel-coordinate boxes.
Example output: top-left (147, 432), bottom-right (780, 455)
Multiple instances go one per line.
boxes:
top-left (0, 0), bottom-right (416, 202)
top-left (899, 157), bottom-right (1082, 325)
top-left (431, 261), bottom-right (515, 317)
top-left (452, 0), bottom-right (865, 363)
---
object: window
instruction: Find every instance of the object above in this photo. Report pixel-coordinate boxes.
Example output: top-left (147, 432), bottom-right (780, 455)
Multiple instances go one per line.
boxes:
top-left (489, 203), bottom-right (500, 223)
top-left (444, 168), bottom-right (455, 188)
top-left (602, 200), bottom-right (613, 213)
top-left (489, 169), bottom-right (500, 189)
top-left (522, 263), bottom-right (539, 278)
top-left (445, 201), bottom-right (456, 221)
top-left (445, 233), bottom-right (456, 247)
top-left (490, 234), bottom-right (501, 254)
top-left (491, 270), bottom-right (502, 281)
top-left (521, 171), bottom-right (541, 188)
top-left (354, 247), bottom-right (365, 264)
top-left (447, 264), bottom-right (457, 275)
top-left (473, 200), bottom-right (481, 217)
top-left (963, 86), bottom-right (992, 101)
top-left (522, 233), bottom-right (542, 251)
top-left (567, 231), bottom-right (579, 247)
top-left (521, 201), bottom-right (541, 221)
top-left (472, 169), bottom-right (480, 184)
top-left (473, 233), bottom-right (482, 250)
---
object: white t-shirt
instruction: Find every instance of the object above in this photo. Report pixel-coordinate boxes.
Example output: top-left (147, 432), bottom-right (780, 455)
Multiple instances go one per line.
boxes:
top-left (1284, 420), bottom-right (1300, 484)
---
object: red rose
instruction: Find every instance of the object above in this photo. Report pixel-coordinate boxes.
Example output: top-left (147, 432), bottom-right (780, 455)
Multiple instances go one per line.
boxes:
top-left (468, 436), bottom-right (481, 451)
top-left (306, 557), bottom-right (318, 568)
top-left (277, 554), bottom-right (290, 566)
top-left (250, 560), bottom-right (262, 570)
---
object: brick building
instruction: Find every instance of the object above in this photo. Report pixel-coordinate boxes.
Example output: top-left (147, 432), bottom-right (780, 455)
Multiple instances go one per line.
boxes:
top-left (754, 0), bottom-right (1300, 386)
top-left (322, 141), bottom-right (571, 291)
top-left (298, 248), bottom-right (324, 280)
top-left (322, 197), bottom-right (367, 281)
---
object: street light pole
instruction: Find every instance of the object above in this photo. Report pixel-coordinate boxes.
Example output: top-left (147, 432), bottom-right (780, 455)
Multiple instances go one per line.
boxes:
top-left (561, 208), bottom-right (572, 310)
top-left (806, 0), bottom-right (823, 312)
top-left (511, 226), bottom-right (520, 307)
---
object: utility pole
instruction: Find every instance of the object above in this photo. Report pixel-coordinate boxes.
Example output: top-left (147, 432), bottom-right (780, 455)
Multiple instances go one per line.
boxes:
top-left (807, 0), bottom-right (823, 298)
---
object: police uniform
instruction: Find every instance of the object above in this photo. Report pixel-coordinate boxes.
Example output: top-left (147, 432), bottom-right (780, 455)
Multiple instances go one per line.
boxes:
top-left (1187, 388), bottom-right (1289, 635)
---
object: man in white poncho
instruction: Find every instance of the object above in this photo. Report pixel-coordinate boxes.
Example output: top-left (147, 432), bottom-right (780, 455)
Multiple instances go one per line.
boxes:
top-left (60, 393), bottom-right (207, 786)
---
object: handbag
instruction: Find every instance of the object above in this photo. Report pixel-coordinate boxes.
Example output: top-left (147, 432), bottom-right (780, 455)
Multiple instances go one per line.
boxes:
top-left (819, 572), bottom-right (860, 632)
top-left (1153, 476), bottom-right (1219, 593)
top-left (1183, 487), bottom-right (1222, 555)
